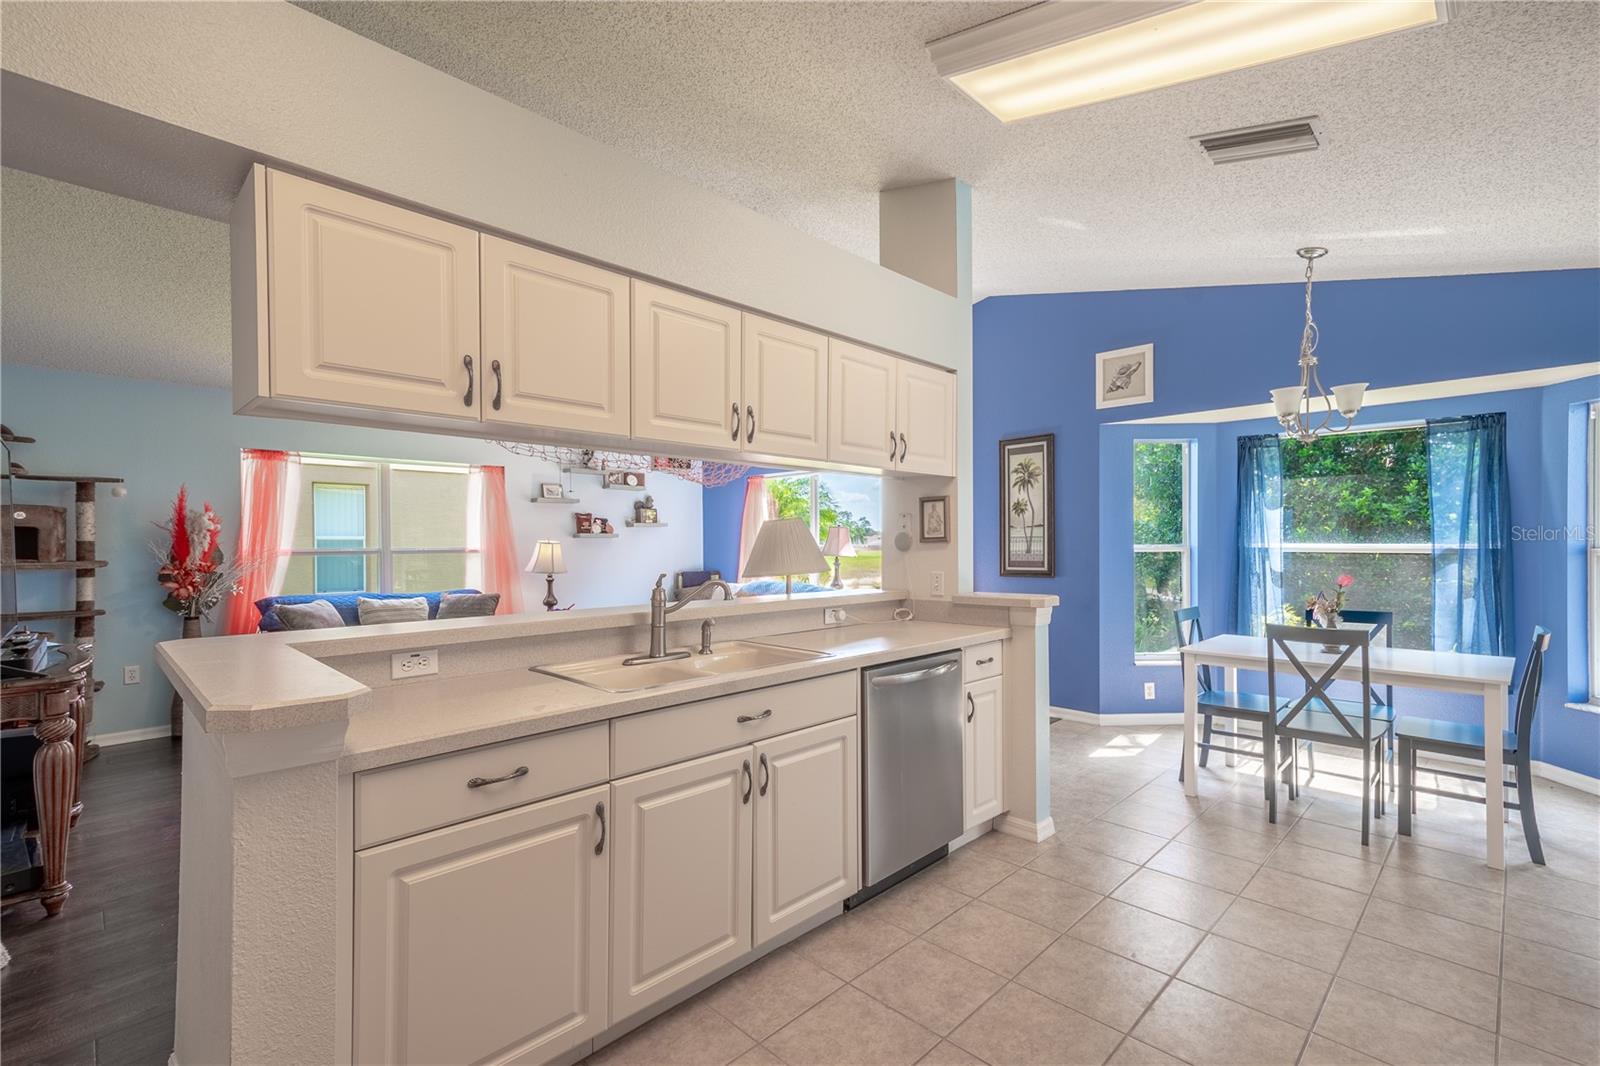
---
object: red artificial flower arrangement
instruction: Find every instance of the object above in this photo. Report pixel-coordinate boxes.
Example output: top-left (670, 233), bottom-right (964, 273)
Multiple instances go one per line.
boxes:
top-left (153, 487), bottom-right (252, 621)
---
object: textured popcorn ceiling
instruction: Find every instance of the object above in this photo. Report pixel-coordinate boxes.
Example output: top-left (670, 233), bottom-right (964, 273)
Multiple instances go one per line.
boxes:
top-left (1, 167), bottom-right (232, 386)
top-left (298, 0), bottom-right (1599, 297)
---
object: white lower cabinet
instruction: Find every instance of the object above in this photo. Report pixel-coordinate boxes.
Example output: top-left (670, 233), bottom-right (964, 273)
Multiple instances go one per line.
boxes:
top-left (609, 746), bottom-right (754, 1023)
top-left (354, 784), bottom-right (609, 1066)
top-left (963, 677), bottom-right (1005, 829)
top-left (753, 718), bottom-right (859, 947)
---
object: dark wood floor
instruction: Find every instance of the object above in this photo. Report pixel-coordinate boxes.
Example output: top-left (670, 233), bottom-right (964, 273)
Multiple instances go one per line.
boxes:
top-left (2, 739), bottom-right (181, 1065)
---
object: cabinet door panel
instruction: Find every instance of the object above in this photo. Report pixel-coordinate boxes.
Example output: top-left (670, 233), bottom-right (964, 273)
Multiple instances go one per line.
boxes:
top-left (481, 236), bottom-right (630, 437)
top-left (753, 718), bottom-right (859, 947)
top-left (828, 340), bottom-right (898, 468)
top-left (631, 281), bottom-right (741, 451)
top-left (611, 747), bottom-right (752, 1022)
top-left (354, 785), bottom-right (608, 1066)
top-left (963, 678), bottom-right (1004, 829)
top-left (267, 170), bottom-right (479, 419)
top-left (896, 361), bottom-right (957, 476)
top-left (743, 314), bottom-right (828, 461)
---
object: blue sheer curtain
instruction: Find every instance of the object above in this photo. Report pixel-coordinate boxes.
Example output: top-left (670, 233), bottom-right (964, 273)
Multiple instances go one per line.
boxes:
top-left (1427, 413), bottom-right (1511, 655)
top-left (1236, 433), bottom-right (1285, 636)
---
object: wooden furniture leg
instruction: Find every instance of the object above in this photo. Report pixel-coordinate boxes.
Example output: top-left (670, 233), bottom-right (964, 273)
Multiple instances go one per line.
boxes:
top-left (33, 702), bottom-right (79, 917)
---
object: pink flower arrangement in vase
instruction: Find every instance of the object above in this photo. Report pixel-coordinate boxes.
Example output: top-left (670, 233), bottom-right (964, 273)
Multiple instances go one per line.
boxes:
top-left (1306, 573), bottom-right (1354, 629)
top-left (151, 487), bottom-right (255, 624)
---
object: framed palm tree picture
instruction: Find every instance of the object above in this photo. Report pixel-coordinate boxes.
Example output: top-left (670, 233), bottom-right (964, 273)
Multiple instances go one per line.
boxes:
top-left (1000, 433), bottom-right (1055, 577)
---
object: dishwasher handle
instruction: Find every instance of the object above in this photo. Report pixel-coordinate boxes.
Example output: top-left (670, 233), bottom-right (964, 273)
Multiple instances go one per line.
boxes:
top-left (868, 660), bottom-right (959, 687)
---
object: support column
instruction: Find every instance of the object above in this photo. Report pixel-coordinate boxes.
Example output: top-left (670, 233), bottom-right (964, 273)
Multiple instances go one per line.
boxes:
top-left (996, 601), bottom-right (1057, 842)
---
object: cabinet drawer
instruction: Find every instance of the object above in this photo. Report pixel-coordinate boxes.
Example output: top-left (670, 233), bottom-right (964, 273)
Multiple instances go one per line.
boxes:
top-left (612, 671), bottom-right (857, 778)
top-left (963, 642), bottom-right (1003, 683)
top-left (355, 722), bottom-right (609, 849)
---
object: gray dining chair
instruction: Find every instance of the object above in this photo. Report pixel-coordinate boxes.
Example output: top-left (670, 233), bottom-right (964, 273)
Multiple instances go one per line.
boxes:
top-left (1397, 626), bottom-right (1551, 864)
top-left (1300, 608), bottom-right (1397, 798)
top-left (1266, 623), bottom-right (1386, 842)
top-left (1173, 606), bottom-right (1286, 785)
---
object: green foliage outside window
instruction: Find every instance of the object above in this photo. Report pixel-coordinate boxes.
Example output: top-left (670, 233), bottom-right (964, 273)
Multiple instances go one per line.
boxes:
top-left (1134, 442), bottom-right (1188, 656)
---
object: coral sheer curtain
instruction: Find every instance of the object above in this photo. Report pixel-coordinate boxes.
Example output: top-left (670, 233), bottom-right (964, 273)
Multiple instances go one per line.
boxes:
top-left (223, 449), bottom-right (302, 635)
top-left (737, 475), bottom-right (775, 580)
top-left (468, 465), bottom-right (523, 615)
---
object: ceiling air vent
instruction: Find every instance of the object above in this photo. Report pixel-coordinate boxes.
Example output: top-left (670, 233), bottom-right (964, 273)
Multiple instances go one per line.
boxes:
top-left (1192, 117), bottom-right (1323, 165)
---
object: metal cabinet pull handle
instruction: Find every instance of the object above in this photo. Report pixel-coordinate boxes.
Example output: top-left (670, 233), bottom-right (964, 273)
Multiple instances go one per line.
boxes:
top-left (966, 692), bottom-right (976, 723)
top-left (490, 359), bottom-right (503, 410)
top-left (976, 657), bottom-right (995, 666)
top-left (594, 801), bottom-right (607, 855)
top-left (746, 404), bottom-right (756, 444)
top-left (742, 759), bottom-right (752, 804)
top-left (736, 708), bottom-right (773, 724)
top-left (731, 403), bottom-right (742, 442)
top-left (898, 432), bottom-right (908, 462)
top-left (462, 354), bottom-right (475, 408)
top-left (466, 765), bottom-right (527, 789)
top-left (759, 752), bottom-right (770, 796)
top-left (889, 431), bottom-right (897, 459)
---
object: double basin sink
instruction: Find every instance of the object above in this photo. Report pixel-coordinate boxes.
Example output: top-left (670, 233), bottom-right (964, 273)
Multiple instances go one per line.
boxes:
top-left (535, 641), bottom-right (830, 693)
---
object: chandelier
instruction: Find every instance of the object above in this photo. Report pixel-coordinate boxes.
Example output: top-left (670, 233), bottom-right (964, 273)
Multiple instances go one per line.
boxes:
top-left (1270, 247), bottom-right (1367, 443)
top-left (490, 442), bottom-right (751, 489)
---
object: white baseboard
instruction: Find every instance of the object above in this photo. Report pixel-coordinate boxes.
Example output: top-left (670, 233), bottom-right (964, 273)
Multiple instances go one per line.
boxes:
top-left (91, 725), bottom-right (172, 747)
top-left (1533, 760), bottom-right (1600, 796)
top-left (1053, 707), bottom-right (1184, 726)
top-left (997, 814), bottom-right (1057, 843)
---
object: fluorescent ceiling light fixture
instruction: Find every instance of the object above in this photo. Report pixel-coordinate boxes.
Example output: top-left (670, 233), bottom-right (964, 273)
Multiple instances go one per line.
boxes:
top-left (930, 0), bottom-right (1449, 122)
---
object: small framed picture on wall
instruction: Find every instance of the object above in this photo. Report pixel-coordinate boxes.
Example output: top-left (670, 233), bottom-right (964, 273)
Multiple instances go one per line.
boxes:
top-left (1095, 344), bottom-right (1155, 409)
top-left (1000, 433), bottom-right (1055, 577)
top-left (539, 482), bottom-right (565, 500)
top-left (919, 496), bottom-right (949, 543)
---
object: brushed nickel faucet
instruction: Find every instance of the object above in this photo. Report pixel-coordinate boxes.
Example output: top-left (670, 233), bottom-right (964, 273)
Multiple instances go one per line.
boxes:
top-left (623, 573), bottom-right (733, 665)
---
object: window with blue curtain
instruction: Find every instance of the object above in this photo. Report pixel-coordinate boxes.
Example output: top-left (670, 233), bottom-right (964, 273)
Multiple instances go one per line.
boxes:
top-left (1235, 433), bottom-right (1285, 635)
top-left (1427, 413), bottom-right (1512, 655)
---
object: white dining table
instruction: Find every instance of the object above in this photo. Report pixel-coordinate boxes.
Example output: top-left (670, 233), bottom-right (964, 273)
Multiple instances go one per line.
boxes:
top-left (1180, 634), bottom-right (1518, 869)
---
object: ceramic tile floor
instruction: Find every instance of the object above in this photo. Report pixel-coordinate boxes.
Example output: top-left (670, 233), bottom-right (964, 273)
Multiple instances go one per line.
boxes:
top-left (585, 721), bottom-right (1600, 1066)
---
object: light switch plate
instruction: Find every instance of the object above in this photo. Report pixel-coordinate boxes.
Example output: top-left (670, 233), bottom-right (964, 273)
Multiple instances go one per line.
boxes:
top-left (392, 650), bottom-right (439, 680)
top-left (930, 570), bottom-right (946, 597)
top-left (1143, 681), bottom-right (1156, 700)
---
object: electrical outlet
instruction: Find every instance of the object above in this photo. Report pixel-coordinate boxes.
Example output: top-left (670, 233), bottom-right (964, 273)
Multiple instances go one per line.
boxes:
top-left (1143, 681), bottom-right (1156, 700)
top-left (391, 650), bottom-right (439, 680)
top-left (930, 570), bottom-right (946, 597)
top-left (823, 607), bottom-right (848, 625)
top-left (123, 665), bottom-right (141, 685)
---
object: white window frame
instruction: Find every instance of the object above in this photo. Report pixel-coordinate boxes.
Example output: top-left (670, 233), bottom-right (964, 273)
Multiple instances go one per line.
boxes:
top-left (291, 457), bottom-right (472, 594)
top-left (1589, 403), bottom-right (1599, 703)
top-left (1134, 439), bottom-right (1192, 664)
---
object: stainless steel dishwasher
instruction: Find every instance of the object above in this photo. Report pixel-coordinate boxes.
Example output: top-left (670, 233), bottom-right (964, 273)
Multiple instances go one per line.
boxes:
top-left (851, 651), bottom-right (964, 904)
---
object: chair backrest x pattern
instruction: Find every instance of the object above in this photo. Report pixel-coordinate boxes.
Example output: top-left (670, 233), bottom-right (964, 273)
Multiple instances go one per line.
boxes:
top-left (1266, 623), bottom-right (1373, 741)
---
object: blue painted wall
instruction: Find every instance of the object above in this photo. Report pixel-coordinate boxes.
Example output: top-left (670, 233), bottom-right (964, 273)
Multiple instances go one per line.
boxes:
top-left (974, 268), bottom-right (1599, 772)
top-left (702, 468), bottom-right (781, 580)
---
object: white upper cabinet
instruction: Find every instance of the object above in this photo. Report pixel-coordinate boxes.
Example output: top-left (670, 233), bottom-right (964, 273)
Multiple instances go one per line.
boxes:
top-left (631, 281), bottom-right (742, 452)
top-left (264, 169), bottom-right (480, 420)
top-left (752, 718), bottom-right (859, 947)
top-left (896, 360), bottom-right (958, 476)
top-left (353, 785), bottom-right (609, 1066)
top-left (480, 236), bottom-right (631, 439)
top-left (609, 746), bottom-right (752, 1023)
top-left (742, 314), bottom-right (828, 462)
top-left (827, 340), bottom-right (899, 468)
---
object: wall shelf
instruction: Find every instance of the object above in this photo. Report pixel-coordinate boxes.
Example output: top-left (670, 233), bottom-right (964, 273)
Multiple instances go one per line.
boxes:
top-left (10, 560), bottom-right (109, 571)
top-left (531, 496), bottom-right (582, 505)
top-left (15, 608), bottom-right (107, 622)
top-left (624, 521), bottom-right (668, 528)
top-left (571, 532), bottom-right (618, 539)
top-left (1, 473), bottom-right (124, 484)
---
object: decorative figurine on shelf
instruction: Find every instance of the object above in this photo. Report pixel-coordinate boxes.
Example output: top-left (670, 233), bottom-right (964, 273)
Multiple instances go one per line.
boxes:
top-left (575, 512), bottom-right (595, 534)
top-left (596, 517), bottom-right (614, 535)
top-left (633, 494), bottom-right (659, 525)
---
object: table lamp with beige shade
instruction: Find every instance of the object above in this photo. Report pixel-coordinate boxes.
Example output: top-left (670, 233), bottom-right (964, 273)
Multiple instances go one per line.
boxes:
top-left (821, 525), bottom-right (857, 589)
top-left (742, 518), bottom-right (828, 596)
top-left (526, 540), bottom-right (566, 610)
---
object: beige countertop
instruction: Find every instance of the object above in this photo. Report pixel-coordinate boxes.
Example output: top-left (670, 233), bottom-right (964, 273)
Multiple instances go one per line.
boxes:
top-left (156, 587), bottom-right (908, 734)
top-left (343, 620), bottom-right (1007, 772)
